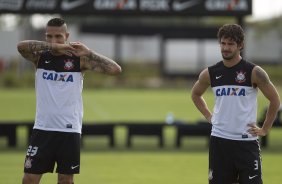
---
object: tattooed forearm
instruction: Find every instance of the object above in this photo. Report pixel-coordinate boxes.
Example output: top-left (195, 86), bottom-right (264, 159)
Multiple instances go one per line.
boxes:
top-left (28, 41), bottom-right (52, 53)
top-left (86, 51), bottom-right (121, 75)
top-left (17, 47), bottom-right (31, 58)
top-left (17, 40), bottom-right (53, 64)
top-left (89, 53), bottom-right (112, 73)
top-left (92, 60), bottom-right (113, 74)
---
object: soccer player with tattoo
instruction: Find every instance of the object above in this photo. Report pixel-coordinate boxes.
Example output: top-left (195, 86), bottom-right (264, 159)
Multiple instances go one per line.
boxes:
top-left (17, 17), bottom-right (121, 184)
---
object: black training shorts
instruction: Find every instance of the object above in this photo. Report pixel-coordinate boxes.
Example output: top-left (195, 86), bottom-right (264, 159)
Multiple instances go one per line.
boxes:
top-left (209, 136), bottom-right (262, 184)
top-left (24, 129), bottom-right (81, 174)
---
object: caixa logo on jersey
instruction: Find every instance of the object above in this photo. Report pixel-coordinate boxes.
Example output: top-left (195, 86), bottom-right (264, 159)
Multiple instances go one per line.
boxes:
top-left (42, 72), bottom-right (74, 82)
top-left (216, 87), bottom-right (246, 96)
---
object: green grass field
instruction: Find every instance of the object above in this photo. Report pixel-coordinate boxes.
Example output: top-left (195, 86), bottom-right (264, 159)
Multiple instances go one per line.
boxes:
top-left (1, 151), bottom-right (282, 184)
top-left (0, 88), bottom-right (281, 184)
top-left (0, 88), bottom-right (274, 122)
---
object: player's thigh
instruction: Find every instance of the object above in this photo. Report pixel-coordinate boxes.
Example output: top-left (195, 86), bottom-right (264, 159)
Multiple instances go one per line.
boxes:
top-left (56, 132), bottom-right (81, 174)
top-left (209, 136), bottom-right (237, 184)
top-left (24, 129), bottom-right (57, 174)
top-left (238, 159), bottom-right (262, 184)
top-left (237, 140), bottom-right (262, 184)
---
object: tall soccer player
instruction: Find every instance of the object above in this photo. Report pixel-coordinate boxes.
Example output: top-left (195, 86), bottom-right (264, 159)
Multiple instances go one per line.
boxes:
top-left (191, 24), bottom-right (280, 184)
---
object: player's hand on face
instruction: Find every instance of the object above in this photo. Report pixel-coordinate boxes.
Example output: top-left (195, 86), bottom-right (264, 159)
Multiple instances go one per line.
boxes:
top-left (247, 124), bottom-right (267, 137)
top-left (69, 42), bottom-right (91, 57)
top-left (55, 43), bottom-right (76, 56)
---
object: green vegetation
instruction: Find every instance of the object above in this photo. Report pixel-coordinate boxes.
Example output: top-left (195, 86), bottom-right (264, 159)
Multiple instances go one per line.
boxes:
top-left (1, 62), bottom-right (282, 88)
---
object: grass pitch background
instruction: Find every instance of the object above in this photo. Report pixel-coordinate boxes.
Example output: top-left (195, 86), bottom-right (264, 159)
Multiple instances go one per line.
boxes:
top-left (0, 88), bottom-right (274, 122)
top-left (0, 88), bottom-right (281, 184)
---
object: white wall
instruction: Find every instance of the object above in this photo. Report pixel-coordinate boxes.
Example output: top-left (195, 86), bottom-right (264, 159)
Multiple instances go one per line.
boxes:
top-left (69, 25), bottom-right (161, 62)
top-left (1, 24), bottom-right (281, 71)
top-left (165, 39), bottom-right (222, 72)
top-left (0, 29), bottom-right (21, 61)
top-left (245, 27), bottom-right (281, 63)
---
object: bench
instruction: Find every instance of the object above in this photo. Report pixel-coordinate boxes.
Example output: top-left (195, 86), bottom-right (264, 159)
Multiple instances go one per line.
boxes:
top-left (125, 123), bottom-right (164, 148)
top-left (0, 122), bottom-right (33, 147)
top-left (175, 121), bottom-right (211, 148)
top-left (81, 124), bottom-right (115, 147)
top-left (1, 115), bottom-right (281, 149)
top-left (0, 122), bottom-right (116, 148)
top-left (0, 121), bottom-right (217, 149)
top-left (259, 106), bottom-right (282, 147)
top-left (0, 123), bottom-right (17, 147)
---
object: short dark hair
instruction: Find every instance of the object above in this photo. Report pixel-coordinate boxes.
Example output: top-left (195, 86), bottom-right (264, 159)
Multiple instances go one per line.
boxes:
top-left (47, 17), bottom-right (66, 27)
top-left (217, 24), bottom-right (245, 45)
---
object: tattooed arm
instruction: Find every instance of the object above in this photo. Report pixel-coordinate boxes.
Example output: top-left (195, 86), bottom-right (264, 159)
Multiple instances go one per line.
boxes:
top-left (17, 40), bottom-right (52, 65)
top-left (70, 42), bottom-right (122, 75)
top-left (248, 66), bottom-right (280, 136)
top-left (80, 52), bottom-right (122, 75)
top-left (17, 40), bottom-right (75, 65)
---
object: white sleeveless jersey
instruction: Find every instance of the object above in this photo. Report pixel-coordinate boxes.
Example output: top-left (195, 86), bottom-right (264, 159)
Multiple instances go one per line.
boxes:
top-left (34, 51), bottom-right (83, 133)
top-left (208, 60), bottom-right (258, 140)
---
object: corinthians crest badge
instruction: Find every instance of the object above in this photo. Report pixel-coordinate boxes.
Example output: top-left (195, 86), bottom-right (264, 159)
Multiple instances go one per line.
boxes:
top-left (235, 71), bottom-right (246, 83)
top-left (24, 157), bottom-right (33, 169)
top-left (64, 59), bottom-right (74, 70)
top-left (208, 169), bottom-right (213, 180)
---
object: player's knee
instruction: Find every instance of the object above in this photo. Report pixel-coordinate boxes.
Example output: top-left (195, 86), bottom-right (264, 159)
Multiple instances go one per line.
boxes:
top-left (57, 180), bottom-right (74, 184)
top-left (22, 175), bottom-right (30, 184)
top-left (58, 176), bottom-right (74, 184)
top-left (22, 174), bottom-right (39, 184)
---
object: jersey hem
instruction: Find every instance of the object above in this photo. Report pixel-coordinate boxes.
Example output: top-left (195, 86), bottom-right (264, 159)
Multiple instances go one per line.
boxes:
top-left (33, 126), bottom-right (81, 134)
top-left (211, 133), bottom-right (258, 141)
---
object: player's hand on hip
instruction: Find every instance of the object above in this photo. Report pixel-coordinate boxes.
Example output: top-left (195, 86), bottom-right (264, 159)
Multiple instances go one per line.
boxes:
top-left (247, 123), bottom-right (267, 136)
